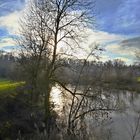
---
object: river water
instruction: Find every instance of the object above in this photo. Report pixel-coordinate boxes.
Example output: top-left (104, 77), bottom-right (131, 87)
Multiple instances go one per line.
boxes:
top-left (51, 86), bottom-right (140, 140)
top-left (111, 91), bottom-right (140, 140)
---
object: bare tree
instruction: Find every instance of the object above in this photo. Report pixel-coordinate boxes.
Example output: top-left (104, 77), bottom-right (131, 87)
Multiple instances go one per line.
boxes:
top-left (17, 0), bottom-right (96, 133)
top-left (55, 50), bottom-right (118, 139)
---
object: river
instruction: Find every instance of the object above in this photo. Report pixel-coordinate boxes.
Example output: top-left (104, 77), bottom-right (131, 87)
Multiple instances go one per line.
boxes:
top-left (51, 86), bottom-right (140, 140)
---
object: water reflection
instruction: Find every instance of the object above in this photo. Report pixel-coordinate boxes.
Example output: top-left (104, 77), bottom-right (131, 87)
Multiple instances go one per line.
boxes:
top-left (110, 91), bottom-right (140, 140)
top-left (51, 86), bottom-right (140, 140)
top-left (51, 86), bottom-right (63, 110)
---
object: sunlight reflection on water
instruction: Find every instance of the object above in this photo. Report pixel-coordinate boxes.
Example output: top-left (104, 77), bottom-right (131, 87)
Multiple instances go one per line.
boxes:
top-left (51, 86), bottom-right (63, 109)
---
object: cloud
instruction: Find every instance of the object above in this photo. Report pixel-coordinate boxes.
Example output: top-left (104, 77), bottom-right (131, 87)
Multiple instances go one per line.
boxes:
top-left (106, 43), bottom-right (135, 57)
top-left (86, 29), bottom-right (125, 44)
top-left (0, 1), bottom-right (25, 51)
top-left (79, 28), bottom-right (125, 52)
top-left (63, 28), bottom-right (127, 62)
top-left (0, 38), bottom-right (15, 48)
top-left (99, 46), bottom-right (133, 63)
top-left (106, 36), bottom-right (140, 58)
top-left (120, 37), bottom-right (140, 49)
top-left (56, 27), bottom-right (125, 62)
top-left (0, 11), bottom-right (22, 34)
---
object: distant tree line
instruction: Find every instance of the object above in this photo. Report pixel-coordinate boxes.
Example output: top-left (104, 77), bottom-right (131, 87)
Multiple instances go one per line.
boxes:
top-left (56, 58), bottom-right (140, 86)
top-left (0, 50), bottom-right (140, 85)
top-left (0, 50), bottom-right (17, 79)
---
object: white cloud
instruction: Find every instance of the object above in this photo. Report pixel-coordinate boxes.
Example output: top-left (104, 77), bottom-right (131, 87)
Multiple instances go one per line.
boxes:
top-left (106, 43), bottom-right (139, 57)
top-left (0, 10), bottom-right (23, 34)
top-left (75, 28), bottom-right (126, 59)
top-left (0, 38), bottom-right (15, 48)
top-left (56, 26), bottom-right (125, 61)
top-left (85, 29), bottom-right (125, 44)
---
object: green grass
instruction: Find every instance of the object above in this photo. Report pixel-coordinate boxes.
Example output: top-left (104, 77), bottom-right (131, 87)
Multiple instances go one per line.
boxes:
top-left (0, 79), bottom-right (25, 93)
top-left (137, 77), bottom-right (140, 82)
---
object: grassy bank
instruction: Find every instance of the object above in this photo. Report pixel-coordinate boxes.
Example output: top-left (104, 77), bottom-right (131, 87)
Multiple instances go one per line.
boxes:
top-left (0, 79), bottom-right (25, 93)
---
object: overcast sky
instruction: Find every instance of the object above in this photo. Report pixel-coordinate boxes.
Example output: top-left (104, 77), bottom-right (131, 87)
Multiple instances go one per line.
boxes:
top-left (0, 0), bottom-right (140, 64)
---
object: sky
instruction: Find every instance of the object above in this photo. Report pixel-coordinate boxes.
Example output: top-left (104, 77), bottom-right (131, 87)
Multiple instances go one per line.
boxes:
top-left (0, 0), bottom-right (140, 64)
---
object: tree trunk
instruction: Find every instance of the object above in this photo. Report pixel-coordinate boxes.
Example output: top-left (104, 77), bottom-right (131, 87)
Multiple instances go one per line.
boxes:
top-left (44, 80), bottom-right (52, 134)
